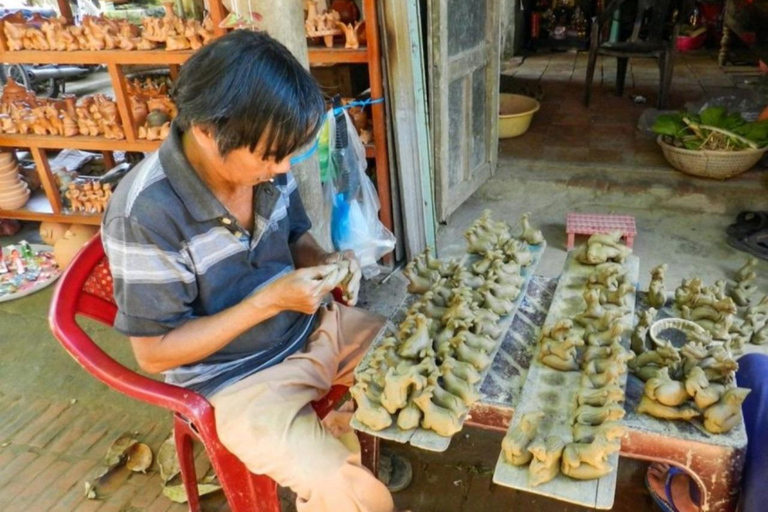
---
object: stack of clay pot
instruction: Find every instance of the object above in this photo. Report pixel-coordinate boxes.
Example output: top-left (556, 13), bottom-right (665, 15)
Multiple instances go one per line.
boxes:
top-left (0, 151), bottom-right (30, 210)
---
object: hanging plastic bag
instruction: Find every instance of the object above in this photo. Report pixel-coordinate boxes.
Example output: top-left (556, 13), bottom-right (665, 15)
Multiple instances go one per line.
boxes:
top-left (323, 103), bottom-right (395, 278)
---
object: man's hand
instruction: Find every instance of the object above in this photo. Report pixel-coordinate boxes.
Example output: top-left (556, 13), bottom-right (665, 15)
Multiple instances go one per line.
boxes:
top-left (260, 265), bottom-right (341, 315)
top-left (324, 250), bottom-right (362, 306)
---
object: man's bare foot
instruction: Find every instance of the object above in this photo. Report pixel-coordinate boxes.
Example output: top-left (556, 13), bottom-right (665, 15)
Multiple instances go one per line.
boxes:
top-left (645, 463), bottom-right (700, 512)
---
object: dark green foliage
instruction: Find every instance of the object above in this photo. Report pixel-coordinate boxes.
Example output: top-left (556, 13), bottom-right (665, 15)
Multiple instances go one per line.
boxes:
top-left (652, 107), bottom-right (768, 150)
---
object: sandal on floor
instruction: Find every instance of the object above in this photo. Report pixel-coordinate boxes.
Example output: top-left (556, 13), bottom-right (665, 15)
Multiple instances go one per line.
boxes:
top-left (645, 464), bottom-right (701, 512)
top-left (726, 211), bottom-right (768, 239)
top-left (727, 228), bottom-right (768, 262)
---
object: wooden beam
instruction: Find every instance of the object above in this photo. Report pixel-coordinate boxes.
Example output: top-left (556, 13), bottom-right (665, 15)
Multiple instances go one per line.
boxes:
top-left (29, 147), bottom-right (63, 214)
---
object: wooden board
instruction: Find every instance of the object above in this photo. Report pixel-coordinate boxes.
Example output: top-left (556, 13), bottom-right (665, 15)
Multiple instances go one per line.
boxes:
top-left (492, 252), bottom-right (640, 510)
top-left (351, 242), bottom-right (546, 451)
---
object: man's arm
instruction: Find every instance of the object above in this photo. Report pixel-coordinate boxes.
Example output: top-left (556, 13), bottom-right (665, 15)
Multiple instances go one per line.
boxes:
top-left (290, 232), bottom-right (332, 269)
top-left (130, 265), bottom-right (338, 374)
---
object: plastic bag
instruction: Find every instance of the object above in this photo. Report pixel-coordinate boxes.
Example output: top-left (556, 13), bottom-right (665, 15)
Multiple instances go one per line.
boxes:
top-left (322, 108), bottom-right (395, 278)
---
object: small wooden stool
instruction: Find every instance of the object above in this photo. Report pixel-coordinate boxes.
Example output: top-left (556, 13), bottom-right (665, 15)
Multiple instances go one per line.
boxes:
top-left (566, 213), bottom-right (637, 250)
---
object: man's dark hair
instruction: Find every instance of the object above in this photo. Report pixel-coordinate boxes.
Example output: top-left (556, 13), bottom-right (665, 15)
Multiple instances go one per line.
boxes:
top-left (173, 30), bottom-right (325, 161)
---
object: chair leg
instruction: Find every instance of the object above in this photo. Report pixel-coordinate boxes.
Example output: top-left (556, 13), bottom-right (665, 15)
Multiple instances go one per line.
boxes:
top-left (584, 51), bottom-right (598, 106)
top-left (174, 418), bottom-right (202, 512)
top-left (658, 52), bottom-right (675, 109)
top-left (616, 57), bottom-right (629, 96)
top-left (207, 443), bottom-right (281, 512)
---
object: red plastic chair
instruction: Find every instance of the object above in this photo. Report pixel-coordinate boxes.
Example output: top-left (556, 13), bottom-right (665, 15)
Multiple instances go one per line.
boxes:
top-left (49, 235), bottom-right (349, 512)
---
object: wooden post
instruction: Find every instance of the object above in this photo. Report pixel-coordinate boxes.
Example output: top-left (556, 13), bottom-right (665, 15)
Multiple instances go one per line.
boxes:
top-left (236, 0), bottom-right (332, 250)
top-left (56, 0), bottom-right (74, 24)
top-left (107, 63), bottom-right (137, 143)
top-left (29, 147), bottom-right (63, 214)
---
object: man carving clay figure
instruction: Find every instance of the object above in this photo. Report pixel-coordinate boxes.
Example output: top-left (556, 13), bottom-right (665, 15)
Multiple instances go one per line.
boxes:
top-left (103, 30), bottom-right (401, 512)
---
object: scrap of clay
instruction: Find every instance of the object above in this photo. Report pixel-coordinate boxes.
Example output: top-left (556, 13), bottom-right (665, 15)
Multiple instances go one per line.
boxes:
top-left (528, 435), bottom-right (566, 486)
top-left (501, 411), bottom-right (546, 466)
top-left (703, 387), bottom-right (750, 434)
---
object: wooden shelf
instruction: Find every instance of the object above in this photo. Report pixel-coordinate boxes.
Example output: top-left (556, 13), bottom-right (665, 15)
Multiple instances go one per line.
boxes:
top-left (0, 134), bottom-right (161, 152)
top-left (0, 190), bottom-right (101, 225)
top-left (308, 47), bottom-right (369, 65)
top-left (0, 49), bottom-right (194, 65)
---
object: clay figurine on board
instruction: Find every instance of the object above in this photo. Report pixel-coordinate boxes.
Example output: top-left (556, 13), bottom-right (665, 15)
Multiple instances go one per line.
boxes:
top-left (636, 395), bottom-right (700, 421)
top-left (736, 257), bottom-right (758, 283)
top-left (519, 212), bottom-right (544, 245)
top-left (539, 333), bottom-right (585, 371)
top-left (574, 288), bottom-right (607, 326)
top-left (631, 307), bottom-right (657, 355)
top-left (561, 432), bottom-right (620, 480)
top-left (528, 436), bottom-right (566, 486)
top-left (584, 339), bottom-right (630, 364)
top-left (576, 385), bottom-right (625, 408)
top-left (576, 231), bottom-right (632, 265)
top-left (643, 367), bottom-right (689, 407)
top-left (426, 372), bottom-right (468, 418)
top-left (501, 410), bottom-right (546, 466)
top-left (572, 421), bottom-right (625, 444)
top-left (600, 282), bottom-right (636, 308)
top-left (403, 261), bottom-right (438, 294)
top-left (647, 264), bottom-right (668, 308)
top-left (585, 318), bottom-right (627, 347)
top-left (440, 361), bottom-right (480, 406)
top-left (684, 366), bottom-right (728, 410)
top-left (581, 364), bottom-right (623, 389)
top-left (380, 364), bottom-right (428, 414)
top-left (350, 381), bottom-right (392, 431)
top-left (413, 386), bottom-right (463, 437)
top-left (572, 403), bottom-right (626, 426)
top-left (675, 277), bottom-right (704, 309)
top-left (703, 387), bottom-right (750, 434)
top-left (583, 349), bottom-right (634, 376)
top-left (587, 262), bottom-right (625, 290)
top-left (730, 272), bottom-right (759, 307)
top-left (454, 339), bottom-right (492, 371)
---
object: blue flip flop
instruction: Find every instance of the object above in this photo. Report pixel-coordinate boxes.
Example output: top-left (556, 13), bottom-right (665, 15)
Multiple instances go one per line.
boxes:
top-left (645, 466), bottom-right (701, 512)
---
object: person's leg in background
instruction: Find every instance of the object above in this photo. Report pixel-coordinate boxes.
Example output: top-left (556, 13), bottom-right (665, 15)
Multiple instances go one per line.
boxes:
top-left (735, 353), bottom-right (768, 512)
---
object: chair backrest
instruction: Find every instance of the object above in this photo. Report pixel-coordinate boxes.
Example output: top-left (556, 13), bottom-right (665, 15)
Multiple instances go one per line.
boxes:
top-left (48, 234), bottom-right (214, 426)
top-left (598, 0), bottom-right (680, 43)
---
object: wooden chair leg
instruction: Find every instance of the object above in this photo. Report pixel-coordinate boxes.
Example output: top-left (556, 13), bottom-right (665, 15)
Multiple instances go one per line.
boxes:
top-left (584, 51), bottom-right (598, 106)
top-left (658, 52), bottom-right (675, 109)
top-left (616, 57), bottom-right (629, 96)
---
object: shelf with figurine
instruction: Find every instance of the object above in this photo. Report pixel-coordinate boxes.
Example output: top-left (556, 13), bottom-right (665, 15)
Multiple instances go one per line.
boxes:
top-left (305, 0), bottom-right (369, 65)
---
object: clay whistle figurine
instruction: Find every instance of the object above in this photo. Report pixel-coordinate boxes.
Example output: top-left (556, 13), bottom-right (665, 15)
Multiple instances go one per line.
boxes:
top-left (572, 421), bottom-right (625, 444)
top-left (504, 238), bottom-right (534, 267)
top-left (572, 403), bottom-right (626, 426)
top-left (735, 257), bottom-right (758, 283)
top-left (588, 262), bottom-right (625, 289)
top-left (600, 282), bottom-right (636, 308)
top-left (413, 386), bottom-right (463, 437)
top-left (482, 289), bottom-right (515, 316)
top-left (576, 385), bottom-right (625, 407)
top-left (730, 273), bottom-right (759, 307)
top-left (403, 261), bottom-right (438, 294)
top-left (540, 334), bottom-right (584, 372)
top-left (427, 372), bottom-right (469, 417)
top-left (561, 432), bottom-right (620, 480)
top-left (583, 350), bottom-right (634, 376)
top-left (636, 395), bottom-right (700, 421)
top-left (396, 400), bottom-right (422, 430)
top-left (470, 309), bottom-right (503, 339)
top-left (452, 330), bottom-right (497, 355)
top-left (631, 307), bottom-right (657, 355)
top-left (581, 364), bottom-right (623, 389)
top-left (576, 231), bottom-right (632, 265)
top-left (585, 319), bottom-right (627, 347)
top-left (455, 340), bottom-right (492, 371)
top-left (398, 313), bottom-right (432, 358)
top-left (643, 367), bottom-right (690, 407)
top-left (584, 339), bottom-right (630, 364)
top-left (380, 364), bottom-right (428, 414)
top-left (574, 288), bottom-right (607, 326)
top-left (501, 411), bottom-right (546, 466)
top-left (528, 435), bottom-right (566, 486)
top-left (519, 212), bottom-right (544, 245)
top-left (703, 387), bottom-right (751, 434)
top-left (684, 366), bottom-right (728, 410)
top-left (647, 264), bottom-right (668, 308)
top-left (351, 381), bottom-right (392, 431)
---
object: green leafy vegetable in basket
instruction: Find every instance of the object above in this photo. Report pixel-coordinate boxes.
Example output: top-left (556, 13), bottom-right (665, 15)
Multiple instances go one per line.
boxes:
top-left (652, 107), bottom-right (768, 151)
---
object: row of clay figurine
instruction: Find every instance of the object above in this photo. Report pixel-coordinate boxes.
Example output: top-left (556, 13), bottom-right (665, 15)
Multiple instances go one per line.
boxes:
top-left (352, 211), bottom-right (544, 437)
top-left (501, 249), bottom-right (635, 485)
top-left (64, 182), bottom-right (113, 214)
top-left (2, 7), bottom-right (214, 52)
top-left (0, 83), bottom-right (123, 139)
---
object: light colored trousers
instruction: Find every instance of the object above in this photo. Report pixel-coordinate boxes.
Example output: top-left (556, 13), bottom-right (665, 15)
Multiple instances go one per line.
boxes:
top-left (210, 303), bottom-right (395, 512)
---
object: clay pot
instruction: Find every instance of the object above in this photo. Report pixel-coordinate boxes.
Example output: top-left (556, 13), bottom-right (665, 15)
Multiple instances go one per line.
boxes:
top-left (0, 162), bottom-right (19, 177)
top-left (0, 186), bottom-right (30, 210)
top-left (146, 109), bottom-right (170, 128)
top-left (39, 221), bottom-right (70, 246)
top-left (1, 78), bottom-right (29, 104)
top-left (0, 151), bottom-right (15, 166)
top-left (0, 181), bottom-right (28, 196)
top-left (53, 224), bottom-right (99, 268)
top-left (331, 0), bottom-right (359, 24)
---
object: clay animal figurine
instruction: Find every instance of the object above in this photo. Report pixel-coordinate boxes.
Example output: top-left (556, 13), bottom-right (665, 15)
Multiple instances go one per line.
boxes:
top-left (675, 277), bottom-right (704, 309)
top-left (730, 272), bottom-right (759, 307)
top-left (588, 262), bottom-right (625, 290)
top-left (636, 395), bottom-right (700, 421)
top-left (380, 364), bottom-right (428, 414)
top-left (576, 231), bottom-right (632, 265)
top-left (398, 314), bottom-right (432, 358)
top-left (501, 410), bottom-right (546, 466)
top-left (572, 403), bottom-right (626, 426)
top-left (482, 288), bottom-right (515, 316)
top-left (403, 261), bottom-right (438, 294)
top-left (585, 319), bottom-right (627, 347)
top-left (703, 387), bottom-right (751, 434)
top-left (684, 366), bottom-right (728, 410)
top-left (647, 264), bottom-right (668, 308)
top-left (581, 364), bottom-right (624, 389)
top-left (572, 421), bottom-right (625, 444)
top-left (630, 340), bottom-right (681, 374)
top-left (440, 362), bottom-right (480, 406)
top-left (455, 339), bottom-right (492, 371)
top-left (412, 386), bottom-right (463, 437)
top-left (698, 345), bottom-right (739, 383)
top-left (502, 238), bottom-right (533, 267)
top-left (350, 381), bottom-right (392, 431)
top-left (583, 350), bottom-right (634, 376)
top-left (426, 372), bottom-right (468, 417)
top-left (471, 249), bottom-right (504, 276)
top-left (470, 309), bottom-right (503, 339)
top-left (736, 257), bottom-right (758, 283)
top-left (576, 385), bottom-right (625, 407)
top-left (561, 432), bottom-right (620, 480)
top-left (396, 400), bottom-right (422, 430)
top-left (519, 212), bottom-right (544, 245)
top-left (600, 282), bottom-right (636, 308)
top-left (542, 319), bottom-right (573, 342)
top-left (452, 330), bottom-right (496, 354)
top-left (540, 333), bottom-right (584, 371)
top-left (575, 288), bottom-right (607, 326)
top-left (442, 356), bottom-right (481, 384)
top-left (631, 307), bottom-right (657, 355)
top-left (643, 367), bottom-right (690, 407)
top-left (528, 436), bottom-right (566, 486)
top-left (748, 296), bottom-right (768, 324)
top-left (584, 340), bottom-right (630, 364)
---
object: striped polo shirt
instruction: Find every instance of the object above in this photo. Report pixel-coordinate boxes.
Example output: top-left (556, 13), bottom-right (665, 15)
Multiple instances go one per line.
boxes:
top-left (102, 123), bottom-right (315, 397)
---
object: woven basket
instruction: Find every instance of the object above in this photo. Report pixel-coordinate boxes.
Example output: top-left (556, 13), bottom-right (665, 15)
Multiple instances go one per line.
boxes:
top-left (657, 136), bottom-right (767, 180)
top-left (649, 318), bottom-right (706, 348)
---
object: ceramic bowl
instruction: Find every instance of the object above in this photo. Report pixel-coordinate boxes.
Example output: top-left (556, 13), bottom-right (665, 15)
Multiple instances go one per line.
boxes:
top-left (0, 175), bottom-right (21, 188)
top-left (0, 163), bottom-right (19, 177)
top-left (0, 180), bottom-right (28, 195)
top-left (0, 187), bottom-right (30, 210)
top-left (0, 154), bottom-right (15, 167)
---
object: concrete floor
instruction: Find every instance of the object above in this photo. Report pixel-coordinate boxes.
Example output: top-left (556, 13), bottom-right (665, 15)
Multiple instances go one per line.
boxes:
top-left (0, 50), bottom-right (766, 511)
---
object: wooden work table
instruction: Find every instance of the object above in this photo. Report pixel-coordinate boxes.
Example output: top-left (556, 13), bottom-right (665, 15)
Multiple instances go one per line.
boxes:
top-left (358, 276), bottom-right (747, 512)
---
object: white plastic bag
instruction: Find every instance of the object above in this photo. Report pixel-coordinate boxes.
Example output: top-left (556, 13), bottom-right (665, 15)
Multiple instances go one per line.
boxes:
top-left (325, 109), bottom-right (395, 278)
